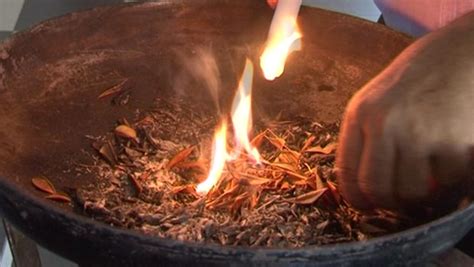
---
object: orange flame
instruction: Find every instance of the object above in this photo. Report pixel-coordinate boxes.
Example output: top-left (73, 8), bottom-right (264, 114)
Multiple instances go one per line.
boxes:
top-left (196, 121), bottom-right (228, 195)
top-left (231, 59), bottom-right (261, 163)
top-left (260, 0), bottom-right (302, 80)
top-left (197, 59), bottom-right (263, 195)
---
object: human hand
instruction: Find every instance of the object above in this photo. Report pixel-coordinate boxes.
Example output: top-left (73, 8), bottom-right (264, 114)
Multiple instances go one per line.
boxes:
top-left (336, 11), bottom-right (474, 210)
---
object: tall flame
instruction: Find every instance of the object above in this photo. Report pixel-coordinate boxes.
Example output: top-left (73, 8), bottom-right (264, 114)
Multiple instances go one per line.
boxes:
top-left (196, 121), bottom-right (228, 195)
top-left (197, 59), bottom-right (262, 195)
top-left (231, 59), bottom-right (261, 163)
top-left (260, 0), bottom-right (302, 80)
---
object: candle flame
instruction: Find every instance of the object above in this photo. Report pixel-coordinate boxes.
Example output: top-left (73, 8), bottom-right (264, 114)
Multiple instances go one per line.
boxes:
top-left (231, 59), bottom-right (261, 163)
top-left (260, 0), bottom-right (302, 80)
top-left (196, 121), bottom-right (228, 195)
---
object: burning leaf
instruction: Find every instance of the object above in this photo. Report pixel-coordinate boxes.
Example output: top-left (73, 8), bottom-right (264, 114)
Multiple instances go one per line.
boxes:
top-left (45, 192), bottom-right (71, 203)
top-left (31, 177), bottom-right (56, 194)
top-left (115, 125), bottom-right (138, 141)
top-left (306, 143), bottom-right (337, 154)
top-left (167, 147), bottom-right (195, 170)
top-left (287, 188), bottom-right (328, 205)
top-left (97, 79), bottom-right (127, 99)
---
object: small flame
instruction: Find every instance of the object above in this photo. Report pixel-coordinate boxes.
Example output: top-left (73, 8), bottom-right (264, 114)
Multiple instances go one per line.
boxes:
top-left (260, 0), bottom-right (302, 80)
top-left (196, 122), bottom-right (228, 195)
top-left (231, 59), bottom-right (261, 163)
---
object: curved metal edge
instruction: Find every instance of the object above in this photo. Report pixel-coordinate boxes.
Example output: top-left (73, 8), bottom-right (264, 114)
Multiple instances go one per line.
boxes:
top-left (0, 1), bottom-right (472, 265)
top-left (0, 170), bottom-right (473, 265)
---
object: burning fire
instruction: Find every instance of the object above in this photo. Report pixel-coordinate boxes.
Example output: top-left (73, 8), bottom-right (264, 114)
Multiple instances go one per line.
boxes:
top-left (196, 121), bottom-right (228, 195)
top-left (196, 60), bottom-right (261, 195)
top-left (196, 0), bottom-right (303, 195)
top-left (260, 0), bottom-right (302, 80)
top-left (231, 59), bottom-right (261, 163)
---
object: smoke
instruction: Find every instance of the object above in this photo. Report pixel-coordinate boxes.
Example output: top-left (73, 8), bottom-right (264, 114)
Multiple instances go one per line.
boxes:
top-left (172, 48), bottom-right (222, 113)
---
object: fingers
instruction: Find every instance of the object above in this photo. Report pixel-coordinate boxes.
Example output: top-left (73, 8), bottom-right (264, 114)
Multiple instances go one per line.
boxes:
top-left (395, 150), bottom-right (430, 202)
top-left (357, 128), bottom-right (398, 209)
top-left (336, 111), bottom-right (371, 209)
top-left (430, 144), bottom-right (472, 185)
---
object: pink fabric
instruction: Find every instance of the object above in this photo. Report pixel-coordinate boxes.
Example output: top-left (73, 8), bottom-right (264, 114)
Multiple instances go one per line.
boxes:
top-left (374, 0), bottom-right (474, 36)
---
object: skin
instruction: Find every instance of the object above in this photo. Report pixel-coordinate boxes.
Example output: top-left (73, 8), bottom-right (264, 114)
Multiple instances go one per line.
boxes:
top-left (336, 11), bottom-right (474, 210)
top-left (266, 1), bottom-right (473, 209)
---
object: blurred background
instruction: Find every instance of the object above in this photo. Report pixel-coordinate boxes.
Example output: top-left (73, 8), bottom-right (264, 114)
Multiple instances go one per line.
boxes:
top-left (0, 0), bottom-right (379, 266)
top-left (0, 0), bottom-right (381, 40)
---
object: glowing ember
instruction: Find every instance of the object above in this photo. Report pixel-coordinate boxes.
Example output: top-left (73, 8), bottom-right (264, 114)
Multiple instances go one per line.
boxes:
top-left (260, 0), bottom-right (302, 80)
top-left (231, 59), bottom-right (261, 163)
top-left (196, 121), bottom-right (228, 195)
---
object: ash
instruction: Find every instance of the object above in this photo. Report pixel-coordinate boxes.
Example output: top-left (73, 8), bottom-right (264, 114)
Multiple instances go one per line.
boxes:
top-left (76, 97), bottom-right (411, 248)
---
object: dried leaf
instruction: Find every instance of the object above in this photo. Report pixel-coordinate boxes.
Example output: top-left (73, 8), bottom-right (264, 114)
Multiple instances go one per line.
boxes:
top-left (266, 135), bottom-right (286, 150)
top-left (98, 143), bottom-right (117, 165)
top-left (281, 181), bottom-right (291, 190)
top-left (136, 115), bottom-right (154, 126)
top-left (316, 220), bottom-right (329, 230)
top-left (306, 143), bottom-right (337, 154)
top-left (129, 175), bottom-right (142, 194)
top-left (277, 150), bottom-right (299, 165)
top-left (240, 176), bottom-right (272, 186)
top-left (167, 147), bottom-right (195, 169)
top-left (301, 135), bottom-right (316, 152)
top-left (273, 165), bottom-right (308, 181)
top-left (327, 181), bottom-right (341, 204)
top-left (45, 193), bottom-right (71, 203)
top-left (171, 185), bottom-right (197, 196)
top-left (250, 131), bottom-right (267, 148)
top-left (359, 223), bottom-right (386, 234)
top-left (124, 147), bottom-right (142, 159)
top-left (271, 162), bottom-right (297, 173)
top-left (97, 79), bottom-right (127, 99)
top-left (314, 168), bottom-right (325, 190)
top-left (176, 160), bottom-right (208, 174)
top-left (31, 177), bottom-right (56, 194)
top-left (286, 171), bottom-right (308, 181)
top-left (249, 191), bottom-right (260, 209)
top-left (115, 125), bottom-right (137, 141)
top-left (287, 188), bottom-right (328, 205)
